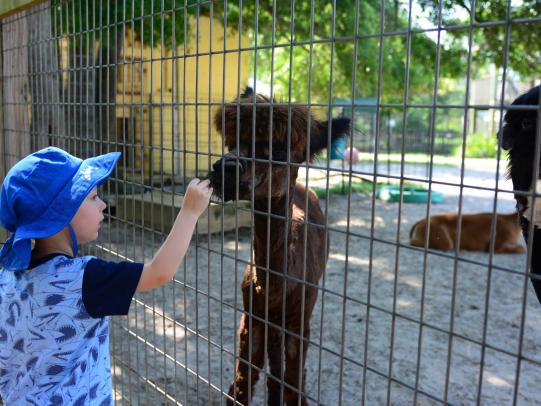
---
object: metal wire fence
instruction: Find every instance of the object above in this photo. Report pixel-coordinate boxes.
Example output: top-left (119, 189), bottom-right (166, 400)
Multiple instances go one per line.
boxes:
top-left (0, 0), bottom-right (540, 405)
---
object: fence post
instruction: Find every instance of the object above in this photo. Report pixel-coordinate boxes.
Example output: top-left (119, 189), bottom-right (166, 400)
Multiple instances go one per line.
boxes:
top-left (0, 22), bottom-right (3, 183)
top-left (0, 2), bottom-right (47, 244)
top-left (2, 10), bottom-right (30, 170)
top-left (0, 21), bottom-right (5, 245)
top-left (0, 1), bottom-right (45, 20)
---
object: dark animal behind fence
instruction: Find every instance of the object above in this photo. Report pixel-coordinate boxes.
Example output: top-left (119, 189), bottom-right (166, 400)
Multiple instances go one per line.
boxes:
top-left (499, 85), bottom-right (541, 303)
top-left (209, 89), bottom-right (350, 405)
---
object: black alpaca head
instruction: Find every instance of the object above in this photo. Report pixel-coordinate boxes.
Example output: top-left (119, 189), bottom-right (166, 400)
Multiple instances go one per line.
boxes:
top-left (499, 85), bottom-right (540, 193)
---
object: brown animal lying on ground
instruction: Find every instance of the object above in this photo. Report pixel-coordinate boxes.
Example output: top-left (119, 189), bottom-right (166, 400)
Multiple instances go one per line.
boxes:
top-left (409, 212), bottom-right (525, 253)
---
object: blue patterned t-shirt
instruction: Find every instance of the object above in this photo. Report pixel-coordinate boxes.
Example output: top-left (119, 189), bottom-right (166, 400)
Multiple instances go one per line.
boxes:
top-left (0, 255), bottom-right (115, 405)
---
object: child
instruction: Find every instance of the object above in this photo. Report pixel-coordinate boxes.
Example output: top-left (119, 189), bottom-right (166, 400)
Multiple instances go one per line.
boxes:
top-left (0, 146), bottom-right (212, 405)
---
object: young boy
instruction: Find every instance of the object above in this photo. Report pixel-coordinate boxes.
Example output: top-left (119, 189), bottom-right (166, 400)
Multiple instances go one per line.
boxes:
top-left (0, 146), bottom-right (212, 405)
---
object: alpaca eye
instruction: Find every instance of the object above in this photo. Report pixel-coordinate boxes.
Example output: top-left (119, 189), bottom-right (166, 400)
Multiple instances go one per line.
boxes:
top-left (522, 119), bottom-right (533, 130)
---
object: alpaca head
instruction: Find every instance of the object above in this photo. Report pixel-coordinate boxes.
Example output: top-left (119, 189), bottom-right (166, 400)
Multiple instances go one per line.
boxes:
top-left (499, 85), bottom-right (540, 192)
top-left (208, 88), bottom-right (350, 202)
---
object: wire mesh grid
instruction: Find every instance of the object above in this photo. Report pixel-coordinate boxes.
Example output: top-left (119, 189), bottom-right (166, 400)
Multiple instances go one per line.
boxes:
top-left (0, 0), bottom-right (540, 405)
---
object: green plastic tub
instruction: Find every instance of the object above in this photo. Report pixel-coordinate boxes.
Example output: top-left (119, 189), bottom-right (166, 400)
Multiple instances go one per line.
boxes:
top-left (377, 185), bottom-right (444, 203)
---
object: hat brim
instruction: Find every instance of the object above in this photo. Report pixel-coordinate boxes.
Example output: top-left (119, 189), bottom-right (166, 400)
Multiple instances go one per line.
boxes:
top-left (0, 150), bottom-right (120, 271)
top-left (15, 151), bottom-right (120, 240)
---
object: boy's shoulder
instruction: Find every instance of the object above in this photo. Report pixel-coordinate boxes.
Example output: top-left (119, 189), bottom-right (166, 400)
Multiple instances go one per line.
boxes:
top-left (31, 253), bottom-right (95, 271)
top-left (3, 254), bottom-right (98, 286)
top-left (0, 254), bottom-right (89, 283)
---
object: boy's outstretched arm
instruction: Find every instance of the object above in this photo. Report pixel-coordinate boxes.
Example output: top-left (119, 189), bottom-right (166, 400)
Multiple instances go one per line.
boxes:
top-left (136, 178), bottom-right (213, 292)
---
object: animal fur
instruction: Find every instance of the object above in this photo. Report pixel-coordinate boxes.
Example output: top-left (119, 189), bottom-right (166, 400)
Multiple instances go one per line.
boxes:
top-left (209, 88), bottom-right (350, 405)
top-left (500, 85), bottom-right (541, 303)
top-left (409, 212), bottom-right (524, 253)
top-left (499, 85), bottom-right (540, 221)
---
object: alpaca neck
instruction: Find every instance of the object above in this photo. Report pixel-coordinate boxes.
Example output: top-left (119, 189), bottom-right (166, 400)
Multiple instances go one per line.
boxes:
top-left (252, 188), bottom-right (295, 272)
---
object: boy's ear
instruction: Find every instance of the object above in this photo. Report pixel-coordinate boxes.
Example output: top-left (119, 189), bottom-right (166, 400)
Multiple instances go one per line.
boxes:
top-left (309, 117), bottom-right (351, 158)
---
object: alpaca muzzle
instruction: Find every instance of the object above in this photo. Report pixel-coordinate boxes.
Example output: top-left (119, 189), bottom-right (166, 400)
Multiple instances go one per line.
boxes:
top-left (209, 151), bottom-right (247, 201)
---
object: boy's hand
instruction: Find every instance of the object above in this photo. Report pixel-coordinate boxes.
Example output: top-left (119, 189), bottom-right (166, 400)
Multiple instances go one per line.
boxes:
top-left (182, 178), bottom-right (213, 218)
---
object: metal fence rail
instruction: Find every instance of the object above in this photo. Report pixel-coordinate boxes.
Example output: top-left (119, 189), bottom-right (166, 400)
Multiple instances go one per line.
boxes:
top-left (0, 1), bottom-right (540, 405)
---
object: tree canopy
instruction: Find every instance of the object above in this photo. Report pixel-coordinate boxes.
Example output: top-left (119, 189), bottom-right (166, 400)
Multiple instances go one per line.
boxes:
top-left (219, 0), bottom-right (467, 103)
top-left (53, 0), bottom-right (539, 102)
top-left (418, 0), bottom-right (541, 81)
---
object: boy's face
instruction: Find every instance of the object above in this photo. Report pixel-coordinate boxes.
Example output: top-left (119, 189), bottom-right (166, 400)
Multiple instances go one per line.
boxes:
top-left (71, 187), bottom-right (106, 244)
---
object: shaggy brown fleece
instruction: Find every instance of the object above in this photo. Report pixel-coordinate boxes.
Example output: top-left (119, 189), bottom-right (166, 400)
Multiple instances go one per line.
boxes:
top-left (209, 88), bottom-right (349, 405)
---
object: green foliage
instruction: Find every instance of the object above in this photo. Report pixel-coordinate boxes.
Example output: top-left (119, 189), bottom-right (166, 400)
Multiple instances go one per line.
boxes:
top-left (52, 0), bottom-right (204, 49)
top-left (53, 0), bottom-right (465, 104)
top-left (223, 0), bottom-right (467, 103)
top-left (52, 0), bottom-right (539, 103)
top-left (311, 179), bottom-right (430, 198)
top-left (418, 0), bottom-right (541, 79)
top-left (312, 179), bottom-right (373, 198)
top-left (453, 132), bottom-right (498, 158)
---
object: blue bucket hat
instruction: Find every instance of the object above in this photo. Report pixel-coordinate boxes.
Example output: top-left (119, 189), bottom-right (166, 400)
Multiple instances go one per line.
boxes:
top-left (0, 147), bottom-right (120, 271)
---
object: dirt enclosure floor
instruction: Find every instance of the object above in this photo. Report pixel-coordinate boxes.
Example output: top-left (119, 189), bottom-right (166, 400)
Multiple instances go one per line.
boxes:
top-left (102, 173), bottom-right (541, 405)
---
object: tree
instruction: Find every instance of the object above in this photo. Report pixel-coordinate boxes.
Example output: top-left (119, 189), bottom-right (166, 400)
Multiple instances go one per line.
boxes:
top-left (54, 0), bottom-right (469, 105)
top-left (221, 0), bottom-right (467, 103)
top-left (54, 0), bottom-right (541, 101)
top-left (418, 0), bottom-right (541, 83)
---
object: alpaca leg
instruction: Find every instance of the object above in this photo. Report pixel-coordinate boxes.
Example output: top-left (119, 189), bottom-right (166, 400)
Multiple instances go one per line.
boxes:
top-left (283, 326), bottom-right (310, 406)
top-left (266, 327), bottom-right (284, 406)
top-left (228, 314), bottom-right (265, 406)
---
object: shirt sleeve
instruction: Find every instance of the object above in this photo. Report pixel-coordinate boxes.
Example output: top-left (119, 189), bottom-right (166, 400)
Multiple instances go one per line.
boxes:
top-left (82, 258), bottom-right (144, 318)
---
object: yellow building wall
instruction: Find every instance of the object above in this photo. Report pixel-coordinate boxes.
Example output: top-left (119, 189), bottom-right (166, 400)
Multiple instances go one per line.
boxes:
top-left (117, 16), bottom-right (250, 180)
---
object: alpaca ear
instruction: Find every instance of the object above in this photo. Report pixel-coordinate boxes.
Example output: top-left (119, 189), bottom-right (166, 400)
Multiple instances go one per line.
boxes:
top-left (309, 117), bottom-right (351, 158)
top-left (241, 86), bottom-right (254, 98)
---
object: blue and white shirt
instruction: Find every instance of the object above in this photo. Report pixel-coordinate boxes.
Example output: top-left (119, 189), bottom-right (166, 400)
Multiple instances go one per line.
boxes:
top-left (0, 254), bottom-right (143, 405)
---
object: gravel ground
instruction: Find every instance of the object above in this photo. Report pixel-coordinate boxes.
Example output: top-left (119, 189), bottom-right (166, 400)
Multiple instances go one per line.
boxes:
top-left (100, 162), bottom-right (541, 406)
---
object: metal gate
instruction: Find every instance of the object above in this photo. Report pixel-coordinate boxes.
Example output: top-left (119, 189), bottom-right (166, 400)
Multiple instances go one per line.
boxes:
top-left (0, 1), bottom-right (540, 405)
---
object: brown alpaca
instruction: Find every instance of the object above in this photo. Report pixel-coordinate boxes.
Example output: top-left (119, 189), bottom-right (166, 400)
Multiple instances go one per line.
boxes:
top-left (208, 89), bottom-right (349, 405)
top-left (409, 212), bottom-right (525, 253)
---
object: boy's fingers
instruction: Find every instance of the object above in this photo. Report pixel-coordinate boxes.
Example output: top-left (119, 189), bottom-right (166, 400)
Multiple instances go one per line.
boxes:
top-left (188, 178), bottom-right (200, 188)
